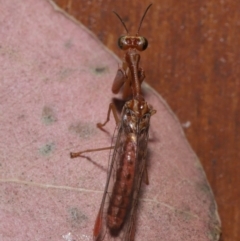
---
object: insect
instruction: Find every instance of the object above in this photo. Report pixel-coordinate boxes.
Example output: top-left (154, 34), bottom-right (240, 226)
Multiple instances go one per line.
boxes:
top-left (70, 4), bottom-right (156, 241)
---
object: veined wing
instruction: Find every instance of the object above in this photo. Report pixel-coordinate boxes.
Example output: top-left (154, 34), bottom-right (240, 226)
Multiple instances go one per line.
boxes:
top-left (121, 108), bottom-right (152, 241)
top-left (93, 100), bottom-right (153, 241)
top-left (93, 109), bottom-right (133, 241)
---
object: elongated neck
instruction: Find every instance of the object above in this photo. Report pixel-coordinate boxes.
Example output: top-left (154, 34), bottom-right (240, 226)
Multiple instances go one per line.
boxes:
top-left (125, 49), bottom-right (142, 98)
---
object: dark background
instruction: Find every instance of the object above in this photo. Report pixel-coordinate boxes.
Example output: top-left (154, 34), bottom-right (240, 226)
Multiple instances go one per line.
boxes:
top-left (52, 1), bottom-right (240, 240)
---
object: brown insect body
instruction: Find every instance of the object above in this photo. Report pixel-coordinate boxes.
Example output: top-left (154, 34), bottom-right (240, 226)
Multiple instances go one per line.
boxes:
top-left (107, 99), bottom-right (153, 233)
top-left (93, 4), bottom-right (156, 240)
top-left (70, 4), bottom-right (155, 241)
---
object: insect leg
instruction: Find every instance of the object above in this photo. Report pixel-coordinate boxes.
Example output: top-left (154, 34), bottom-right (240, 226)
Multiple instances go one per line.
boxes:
top-left (97, 102), bottom-right (120, 129)
top-left (70, 102), bottom-right (120, 158)
top-left (112, 67), bottom-right (127, 94)
top-left (70, 146), bottom-right (114, 158)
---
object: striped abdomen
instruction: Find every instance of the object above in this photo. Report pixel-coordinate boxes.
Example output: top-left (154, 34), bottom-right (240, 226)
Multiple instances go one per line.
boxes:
top-left (107, 135), bottom-right (137, 231)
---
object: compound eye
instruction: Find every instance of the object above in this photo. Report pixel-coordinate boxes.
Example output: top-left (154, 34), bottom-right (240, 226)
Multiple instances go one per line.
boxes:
top-left (136, 36), bottom-right (148, 51)
top-left (118, 36), bottom-right (128, 50)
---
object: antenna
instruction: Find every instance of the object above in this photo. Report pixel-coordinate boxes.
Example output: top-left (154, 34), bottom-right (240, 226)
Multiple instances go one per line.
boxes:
top-left (137, 3), bottom-right (152, 34)
top-left (113, 3), bottom-right (152, 35)
top-left (113, 11), bottom-right (129, 34)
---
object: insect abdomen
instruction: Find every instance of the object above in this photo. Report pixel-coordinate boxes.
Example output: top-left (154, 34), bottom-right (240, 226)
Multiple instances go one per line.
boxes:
top-left (107, 137), bottom-right (137, 230)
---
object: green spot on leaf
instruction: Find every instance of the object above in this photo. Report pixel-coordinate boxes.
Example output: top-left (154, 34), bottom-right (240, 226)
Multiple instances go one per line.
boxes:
top-left (42, 106), bottom-right (57, 125)
top-left (39, 143), bottom-right (55, 156)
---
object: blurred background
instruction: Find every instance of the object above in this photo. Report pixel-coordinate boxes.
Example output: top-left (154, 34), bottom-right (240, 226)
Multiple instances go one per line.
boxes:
top-left (52, 1), bottom-right (240, 240)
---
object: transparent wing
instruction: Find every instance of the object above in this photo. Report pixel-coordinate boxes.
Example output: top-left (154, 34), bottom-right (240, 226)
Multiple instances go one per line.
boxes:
top-left (121, 113), bottom-right (151, 241)
top-left (93, 118), bottom-right (130, 241)
top-left (93, 106), bottom-right (152, 241)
